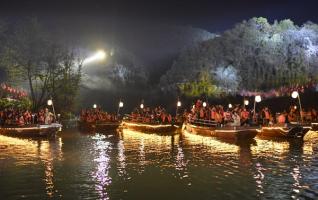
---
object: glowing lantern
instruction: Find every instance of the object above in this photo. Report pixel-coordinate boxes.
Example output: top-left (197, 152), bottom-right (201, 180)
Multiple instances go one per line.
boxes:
top-left (203, 102), bottom-right (207, 107)
top-left (93, 104), bottom-right (97, 109)
top-left (244, 100), bottom-right (249, 106)
top-left (140, 103), bottom-right (144, 109)
top-left (119, 101), bottom-right (124, 108)
top-left (177, 101), bottom-right (181, 107)
top-left (228, 103), bottom-right (233, 109)
top-left (47, 99), bottom-right (53, 106)
top-left (255, 95), bottom-right (262, 103)
top-left (291, 91), bottom-right (299, 99)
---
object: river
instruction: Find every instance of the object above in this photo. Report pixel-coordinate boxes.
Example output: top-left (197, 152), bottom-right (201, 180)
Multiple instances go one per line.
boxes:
top-left (0, 128), bottom-right (317, 199)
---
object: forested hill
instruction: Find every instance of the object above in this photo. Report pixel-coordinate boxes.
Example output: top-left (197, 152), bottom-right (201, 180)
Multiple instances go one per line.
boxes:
top-left (160, 17), bottom-right (318, 97)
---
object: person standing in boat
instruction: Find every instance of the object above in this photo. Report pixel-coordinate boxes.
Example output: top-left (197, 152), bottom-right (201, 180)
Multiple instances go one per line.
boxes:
top-left (231, 112), bottom-right (241, 126)
top-left (210, 107), bottom-right (216, 121)
top-left (18, 114), bottom-right (25, 126)
top-left (240, 108), bottom-right (249, 126)
top-left (223, 109), bottom-right (232, 125)
top-left (262, 107), bottom-right (271, 126)
top-left (44, 108), bottom-right (54, 125)
top-left (277, 111), bottom-right (287, 125)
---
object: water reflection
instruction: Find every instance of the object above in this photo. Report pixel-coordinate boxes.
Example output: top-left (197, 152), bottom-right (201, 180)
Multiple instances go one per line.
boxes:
top-left (0, 135), bottom-right (63, 198)
top-left (251, 138), bottom-right (317, 199)
top-left (0, 129), bottom-right (317, 200)
top-left (138, 138), bottom-right (146, 173)
top-left (117, 139), bottom-right (127, 177)
top-left (121, 129), bottom-right (191, 181)
top-left (254, 162), bottom-right (265, 195)
top-left (91, 134), bottom-right (112, 200)
top-left (182, 130), bottom-right (240, 153)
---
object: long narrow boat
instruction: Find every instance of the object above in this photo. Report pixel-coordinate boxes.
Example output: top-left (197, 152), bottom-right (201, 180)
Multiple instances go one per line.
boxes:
top-left (78, 121), bottom-right (121, 132)
top-left (0, 123), bottom-right (62, 137)
top-left (122, 120), bottom-right (178, 134)
top-left (257, 124), bottom-right (311, 139)
top-left (183, 122), bottom-right (258, 140)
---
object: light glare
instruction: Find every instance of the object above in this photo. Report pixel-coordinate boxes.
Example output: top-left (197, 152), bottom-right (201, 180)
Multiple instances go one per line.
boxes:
top-left (83, 50), bottom-right (106, 64)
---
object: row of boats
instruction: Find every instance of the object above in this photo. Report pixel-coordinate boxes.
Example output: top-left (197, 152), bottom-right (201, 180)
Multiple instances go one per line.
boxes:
top-left (0, 116), bottom-right (314, 141)
top-left (78, 117), bottom-right (314, 141)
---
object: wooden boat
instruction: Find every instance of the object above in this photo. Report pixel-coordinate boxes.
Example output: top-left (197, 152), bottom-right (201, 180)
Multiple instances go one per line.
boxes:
top-left (122, 121), bottom-right (178, 134)
top-left (0, 123), bottom-right (62, 137)
top-left (183, 122), bottom-right (258, 140)
top-left (257, 124), bottom-right (311, 139)
top-left (78, 121), bottom-right (121, 132)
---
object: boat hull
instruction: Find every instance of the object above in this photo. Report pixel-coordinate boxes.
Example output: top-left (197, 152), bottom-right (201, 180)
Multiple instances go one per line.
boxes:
top-left (257, 125), bottom-right (310, 139)
top-left (78, 121), bottom-right (120, 132)
top-left (122, 121), bottom-right (178, 134)
top-left (0, 123), bottom-right (62, 137)
top-left (183, 123), bottom-right (258, 140)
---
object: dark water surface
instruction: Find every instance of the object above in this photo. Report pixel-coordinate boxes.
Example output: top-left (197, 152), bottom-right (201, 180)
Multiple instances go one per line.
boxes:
top-left (0, 129), bottom-right (317, 200)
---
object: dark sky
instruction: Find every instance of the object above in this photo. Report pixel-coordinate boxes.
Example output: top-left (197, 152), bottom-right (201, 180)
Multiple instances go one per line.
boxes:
top-left (1, 0), bottom-right (318, 32)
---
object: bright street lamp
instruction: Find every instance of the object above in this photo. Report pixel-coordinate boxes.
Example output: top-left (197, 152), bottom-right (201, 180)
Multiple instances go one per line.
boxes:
top-left (253, 95), bottom-right (262, 120)
top-left (291, 91), bottom-right (303, 123)
top-left (176, 100), bottom-right (182, 117)
top-left (119, 101), bottom-right (124, 108)
top-left (117, 101), bottom-right (124, 116)
top-left (47, 98), bottom-right (56, 121)
top-left (291, 91), bottom-right (299, 99)
top-left (47, 99), bottom-right (53, 106)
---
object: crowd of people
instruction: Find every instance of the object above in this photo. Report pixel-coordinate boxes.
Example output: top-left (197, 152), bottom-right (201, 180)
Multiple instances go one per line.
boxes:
top-left (129, 106), bottom-right (174, 124)
top-left (185, 100), bottom-right (318, 126)
top-left (185, 100), bottom-right (248, 126)
top-left (80, 108), bottom-right (118, 123)
top-left (0, 108), bottom-right (55, 126)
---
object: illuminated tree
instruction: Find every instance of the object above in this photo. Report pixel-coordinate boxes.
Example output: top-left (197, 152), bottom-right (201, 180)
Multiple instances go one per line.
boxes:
top-left (161, 17), bottom-right (318, 95)
top-left (178, 70), bottom-right (220, 97)
top-left (1, 17), bottom-right (82, 113)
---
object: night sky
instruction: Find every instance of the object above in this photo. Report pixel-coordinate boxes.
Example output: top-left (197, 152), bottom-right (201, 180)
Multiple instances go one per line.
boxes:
top-left (1, 0), bottom-right (318, 32)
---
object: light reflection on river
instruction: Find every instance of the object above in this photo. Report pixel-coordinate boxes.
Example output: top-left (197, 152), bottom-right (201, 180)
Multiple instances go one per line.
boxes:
top-left (0, 128), bottom-right (317, 200)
